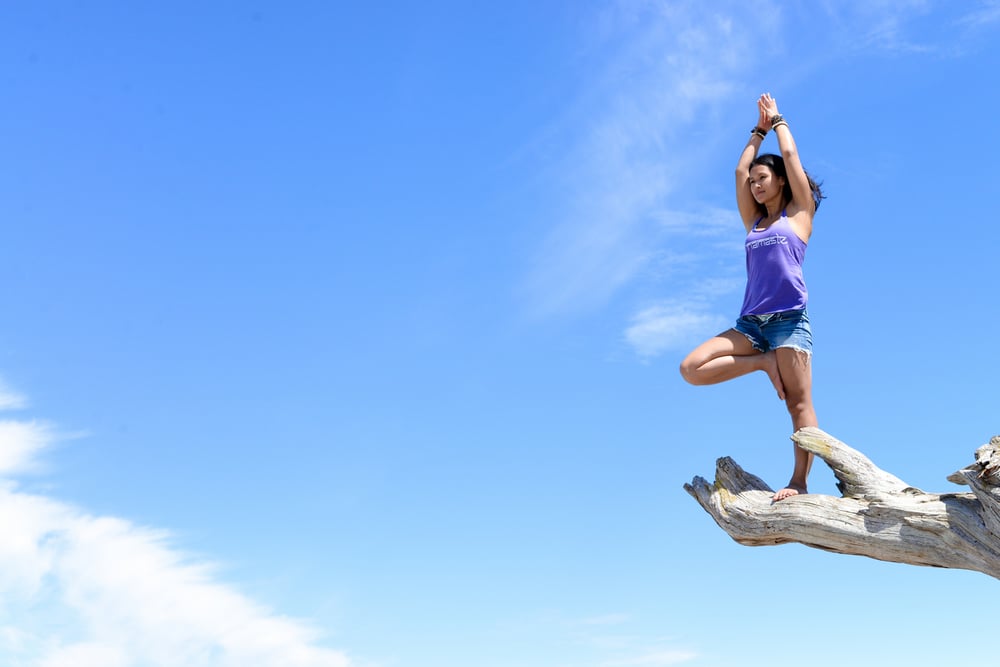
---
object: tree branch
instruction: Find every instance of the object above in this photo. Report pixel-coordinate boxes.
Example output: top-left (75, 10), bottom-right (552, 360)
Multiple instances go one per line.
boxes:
top-left (684, 427), bottom-right (1000, 578)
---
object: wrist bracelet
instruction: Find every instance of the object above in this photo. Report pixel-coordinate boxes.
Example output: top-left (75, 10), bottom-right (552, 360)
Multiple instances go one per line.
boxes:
top-left (769, 113), bottom-right (784, 125)
top-left (772, 120), bottom-right (788, 130)
top-left (751, 126), bottom-right (767, 139)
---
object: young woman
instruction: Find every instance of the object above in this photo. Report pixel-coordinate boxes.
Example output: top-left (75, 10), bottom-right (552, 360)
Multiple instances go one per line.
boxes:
top-left (679, 93), bottom-right (824, 502)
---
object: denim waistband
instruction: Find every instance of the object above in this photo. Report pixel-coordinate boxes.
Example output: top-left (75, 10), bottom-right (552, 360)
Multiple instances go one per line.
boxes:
top-left (741, 308), bottom-right (806, 324)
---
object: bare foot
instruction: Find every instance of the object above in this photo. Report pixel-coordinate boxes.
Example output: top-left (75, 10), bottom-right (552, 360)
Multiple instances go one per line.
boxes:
top-left (772, 483), bottom-right (807, 502)
top-left (761, 351), bottom-right (785, 400)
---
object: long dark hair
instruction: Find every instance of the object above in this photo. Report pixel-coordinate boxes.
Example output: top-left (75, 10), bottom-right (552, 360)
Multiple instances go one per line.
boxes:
top-left (751, 153), bottom-right (824, 219)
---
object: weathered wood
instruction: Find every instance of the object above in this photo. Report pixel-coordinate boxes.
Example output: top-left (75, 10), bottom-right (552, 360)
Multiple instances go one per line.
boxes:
top-left (684, 427), bottom-right (1000, 578)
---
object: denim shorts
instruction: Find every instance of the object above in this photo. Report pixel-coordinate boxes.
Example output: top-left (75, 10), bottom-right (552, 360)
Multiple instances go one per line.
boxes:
top-left (735, 308), bottom-right (812, 355)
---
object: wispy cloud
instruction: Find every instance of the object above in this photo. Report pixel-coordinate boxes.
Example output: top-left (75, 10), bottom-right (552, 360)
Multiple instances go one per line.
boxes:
top-left (624, 206), bottom-right (742, 357)
top-left (816, 0), bottom-right (1000, 56)
top-left (522, 3), bottom-right (765, 320)
top-left (562, 611), bottom-right (698, 667)
top-left (0, 379), bottom-right (28, 410)
top-left (843, 0), bottom-right (936, 53)
top-left (624, 302), bottom-right (728, 360)
top-left (955, 0), bottom-right (1000, 29)
top-left (577, 613), bottom-right (632, 627)
top-left (0, 397), bottom-right (352, 667)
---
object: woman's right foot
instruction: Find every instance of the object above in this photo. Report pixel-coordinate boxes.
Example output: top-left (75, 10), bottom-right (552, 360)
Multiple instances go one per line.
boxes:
top-left (762, 351), bottom-right (785, 400)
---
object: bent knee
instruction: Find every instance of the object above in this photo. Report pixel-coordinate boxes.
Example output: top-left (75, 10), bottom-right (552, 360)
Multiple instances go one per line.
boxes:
top-left (679, 358), bottom-right (702, 385)
top-left (679, 361), bottom-right (696, 385)
top-left (678, 360), bottom-right (693, 384)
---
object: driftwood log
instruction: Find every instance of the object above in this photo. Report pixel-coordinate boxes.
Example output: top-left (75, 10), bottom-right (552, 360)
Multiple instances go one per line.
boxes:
top-left (684, 427), bottom-right (1000, 578)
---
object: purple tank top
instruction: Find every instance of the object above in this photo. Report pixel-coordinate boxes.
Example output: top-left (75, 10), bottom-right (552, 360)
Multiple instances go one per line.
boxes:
top-left (740, 212), bottom-right (808, 316)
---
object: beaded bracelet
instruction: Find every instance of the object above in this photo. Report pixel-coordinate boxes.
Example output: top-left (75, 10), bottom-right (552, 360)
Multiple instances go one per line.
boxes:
top-left (750, 126), bottom-right (767, 139)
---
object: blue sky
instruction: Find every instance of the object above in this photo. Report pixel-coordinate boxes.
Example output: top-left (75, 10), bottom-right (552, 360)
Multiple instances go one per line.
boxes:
top-left (0, 1), bottom-right (999, 666)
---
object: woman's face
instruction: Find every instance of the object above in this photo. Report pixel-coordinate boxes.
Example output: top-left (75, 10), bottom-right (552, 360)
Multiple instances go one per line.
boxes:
top-left (748, 164), bottom-right (784, 205)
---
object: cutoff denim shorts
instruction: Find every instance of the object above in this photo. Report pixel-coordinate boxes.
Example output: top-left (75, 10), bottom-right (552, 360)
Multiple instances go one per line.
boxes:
top-left (735, 308), bottom-right (812, 355)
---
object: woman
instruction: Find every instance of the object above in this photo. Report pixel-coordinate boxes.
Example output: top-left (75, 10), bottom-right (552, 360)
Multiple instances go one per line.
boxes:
top-left (679, 93), bottom-right (824, 502)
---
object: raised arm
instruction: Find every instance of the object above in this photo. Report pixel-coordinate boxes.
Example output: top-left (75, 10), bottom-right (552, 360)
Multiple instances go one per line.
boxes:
top-left (759, 94), bottom-right (815, 236)
top-left (735, 102), bottom-right (770, 231)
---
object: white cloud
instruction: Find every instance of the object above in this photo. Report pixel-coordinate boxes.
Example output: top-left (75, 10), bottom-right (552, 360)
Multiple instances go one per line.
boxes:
top-left (0, 420), bottom-right (54, 475)
top-left (0, 393), bottom-right (353, 667)
top-left (37, 642), bottom-right (130, 667)
top-left (624, 303), bottom-right (728, 359)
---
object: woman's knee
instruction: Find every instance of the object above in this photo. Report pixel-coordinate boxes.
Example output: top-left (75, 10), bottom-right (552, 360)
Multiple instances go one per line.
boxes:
top-left (783, 391), bottom-right (814, 418)
top-left (679, 350), bottom-right (711, 385)
top-left (679, 357), bottom-right (699, 384)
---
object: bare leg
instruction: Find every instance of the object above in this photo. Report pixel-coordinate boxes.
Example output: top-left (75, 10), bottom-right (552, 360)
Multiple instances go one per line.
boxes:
top-left (679, 329), bottom-right (785, 400)
top-left (772, 347), bottom-right (817, 501)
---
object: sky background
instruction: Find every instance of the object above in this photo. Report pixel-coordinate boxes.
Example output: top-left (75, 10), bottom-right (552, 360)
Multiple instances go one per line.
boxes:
top-left (0, 1), bottom-right (998, 666)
